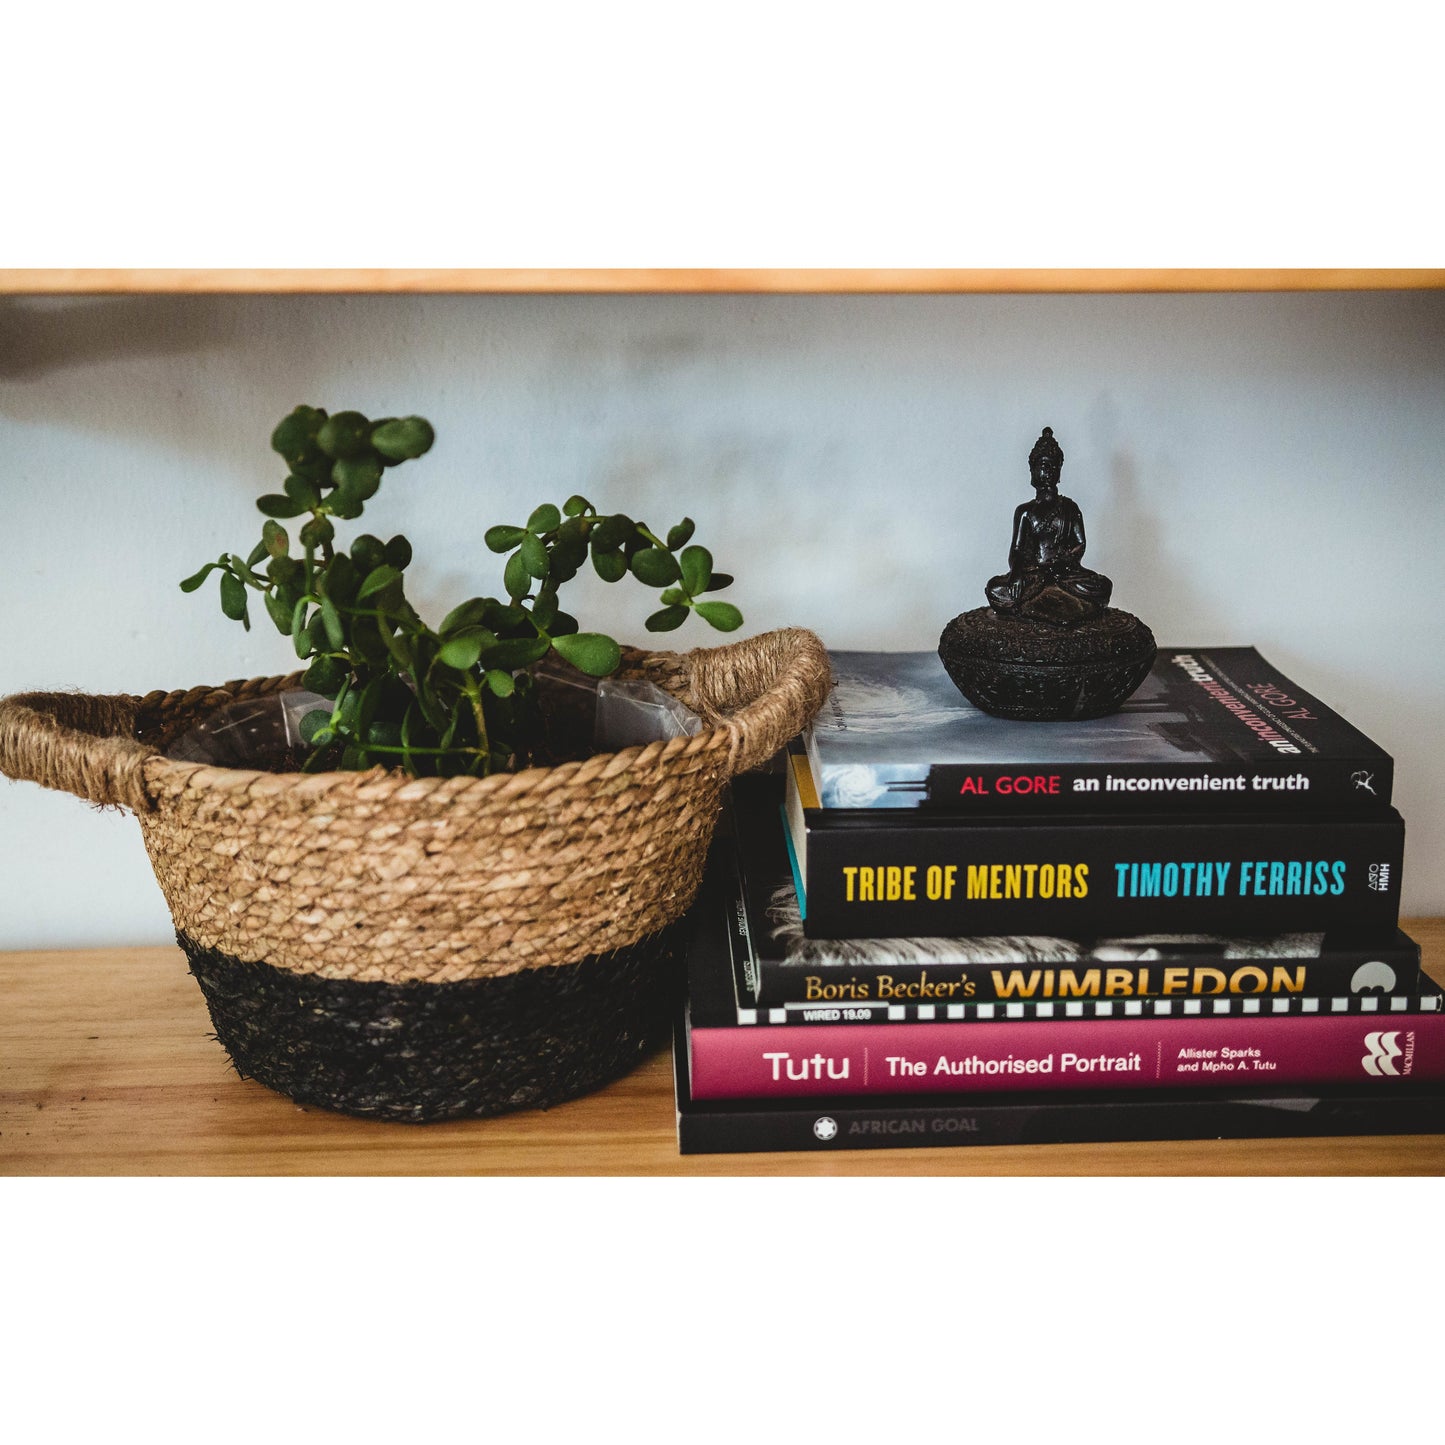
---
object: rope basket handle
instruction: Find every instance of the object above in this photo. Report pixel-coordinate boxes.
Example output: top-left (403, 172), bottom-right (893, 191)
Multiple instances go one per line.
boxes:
top-left (0, 689), bottom-right (157, 812)
top-left (0, 628), bottom-right (834, 811)
top-left (683, 626), bottom-right (832, 775)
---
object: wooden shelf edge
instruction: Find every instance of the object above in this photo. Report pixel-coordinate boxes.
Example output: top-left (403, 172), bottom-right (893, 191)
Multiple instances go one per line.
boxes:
top-left (3, 268), bottom-right (1444, 295)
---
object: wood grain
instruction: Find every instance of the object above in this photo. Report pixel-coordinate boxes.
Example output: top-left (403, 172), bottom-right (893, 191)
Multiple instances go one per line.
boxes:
top-left (3, 922), bottom-right (1442, 1176)
top-left (2, 269), bottom-right (1443, 295)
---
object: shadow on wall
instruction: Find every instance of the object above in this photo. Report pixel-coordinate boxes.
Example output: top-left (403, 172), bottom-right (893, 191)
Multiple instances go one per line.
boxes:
top-left (0, 297), bottom-right (343, 473)
top-left (0, 297), bottom-right (242, 381)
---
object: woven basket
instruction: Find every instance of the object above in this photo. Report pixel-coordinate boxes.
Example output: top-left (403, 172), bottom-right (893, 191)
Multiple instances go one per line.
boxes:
top-left (0, 627), bottom-right (830, 1122)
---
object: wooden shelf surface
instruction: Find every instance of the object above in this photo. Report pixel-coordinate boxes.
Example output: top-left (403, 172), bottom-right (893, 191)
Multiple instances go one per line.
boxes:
top-left (4, 920), bottom-right (1442, 1176)
top-left (3, 269), bottom-right (1444, 295)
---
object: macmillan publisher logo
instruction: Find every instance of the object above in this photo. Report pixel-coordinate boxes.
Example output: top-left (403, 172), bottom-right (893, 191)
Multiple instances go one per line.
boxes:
top-left (1367, 862), bottom-right (1392, 892)
top-left (812, 1117), bottom-right (839, 1142)
top-left (1362, 1032), bottom-right (1404, 1077)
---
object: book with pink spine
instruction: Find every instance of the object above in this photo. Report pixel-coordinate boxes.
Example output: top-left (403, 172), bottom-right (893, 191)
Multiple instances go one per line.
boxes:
top-left (686, 1005), bottom-right (1445, 1100)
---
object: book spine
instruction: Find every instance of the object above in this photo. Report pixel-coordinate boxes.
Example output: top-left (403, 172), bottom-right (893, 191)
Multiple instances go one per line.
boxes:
top-left (749, 942), bottom-right (1424, 1008)
top-left (676, 1085), bottom-right (1445, 1154)
top-left (751, 953), bottom-right (1427, 1011)
top-left (806, 646), bottom-right (1395, 816)
top-left (686, 1007), bottom-right (1445, 1100)
top-left (796, 807), bottom-right (1405, 940)
top-left (917, 757), bottom-right (1394, 814)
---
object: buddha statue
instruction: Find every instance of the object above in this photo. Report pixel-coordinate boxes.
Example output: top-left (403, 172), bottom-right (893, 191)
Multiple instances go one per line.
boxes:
top-left (985, 427), bottom-right (1112, 625)
top-left (938, 425), bottom-right (1155, 720)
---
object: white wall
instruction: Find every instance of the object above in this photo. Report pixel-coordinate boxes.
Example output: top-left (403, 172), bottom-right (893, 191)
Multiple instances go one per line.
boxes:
top-left (2, 289), bottom-right (1442, 946)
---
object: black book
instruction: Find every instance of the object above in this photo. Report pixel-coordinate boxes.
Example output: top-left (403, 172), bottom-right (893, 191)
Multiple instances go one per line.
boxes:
top-left (672, 1016), bottom-right (1445, 1154)
top-left (806, 648), bottom-right (1393, 815)
top-left (785, 755), bottom-right (1405, 941)
top-left (729, 775), bottom-right (1422, 1009)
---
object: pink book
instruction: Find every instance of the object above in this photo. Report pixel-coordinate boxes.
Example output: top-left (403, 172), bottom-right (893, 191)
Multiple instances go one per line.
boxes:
top-left (686, 1006), bottom-right (1445, 1100)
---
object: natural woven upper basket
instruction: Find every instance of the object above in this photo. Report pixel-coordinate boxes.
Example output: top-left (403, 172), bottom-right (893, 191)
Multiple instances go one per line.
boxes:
top-left (0, 627), bottom-right (830, 985)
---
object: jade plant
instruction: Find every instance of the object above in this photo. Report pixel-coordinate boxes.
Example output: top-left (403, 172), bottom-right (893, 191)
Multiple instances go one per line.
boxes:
top-left (182, 405), bottom-right (741, 777)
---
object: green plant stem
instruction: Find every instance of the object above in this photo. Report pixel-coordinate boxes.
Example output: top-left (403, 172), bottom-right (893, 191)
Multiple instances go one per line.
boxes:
top-left (461, 675), bottom-right (491, 772)
top-left (330, 675), bottom-right (352, 727)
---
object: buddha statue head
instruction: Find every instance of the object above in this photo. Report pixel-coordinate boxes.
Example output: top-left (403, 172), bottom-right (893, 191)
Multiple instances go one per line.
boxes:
top-left (1028, 426), bottom-right (1064, 492)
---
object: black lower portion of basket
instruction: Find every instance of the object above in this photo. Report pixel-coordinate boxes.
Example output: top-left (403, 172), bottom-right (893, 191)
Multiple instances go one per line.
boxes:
top-left (179, 926), bottom-right (684, 1123)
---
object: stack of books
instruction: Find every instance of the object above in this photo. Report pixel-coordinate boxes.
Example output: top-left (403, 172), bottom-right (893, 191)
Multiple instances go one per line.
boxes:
top-left (674, 647), bottom-right (1445, 1153)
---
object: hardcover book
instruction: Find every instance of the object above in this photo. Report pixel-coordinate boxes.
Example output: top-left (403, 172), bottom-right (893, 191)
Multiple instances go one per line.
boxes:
top-left (672, 1019), bottom-right (1445, 1154)
top-left (727, 775), bottom-right (1422, 1010)
top-left (686, 997), bottom-right (1445, 1101)
top-left (806, 648), bottom-right (1393, 814)
top-left (784, 754), bottom-right (1405, 941)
